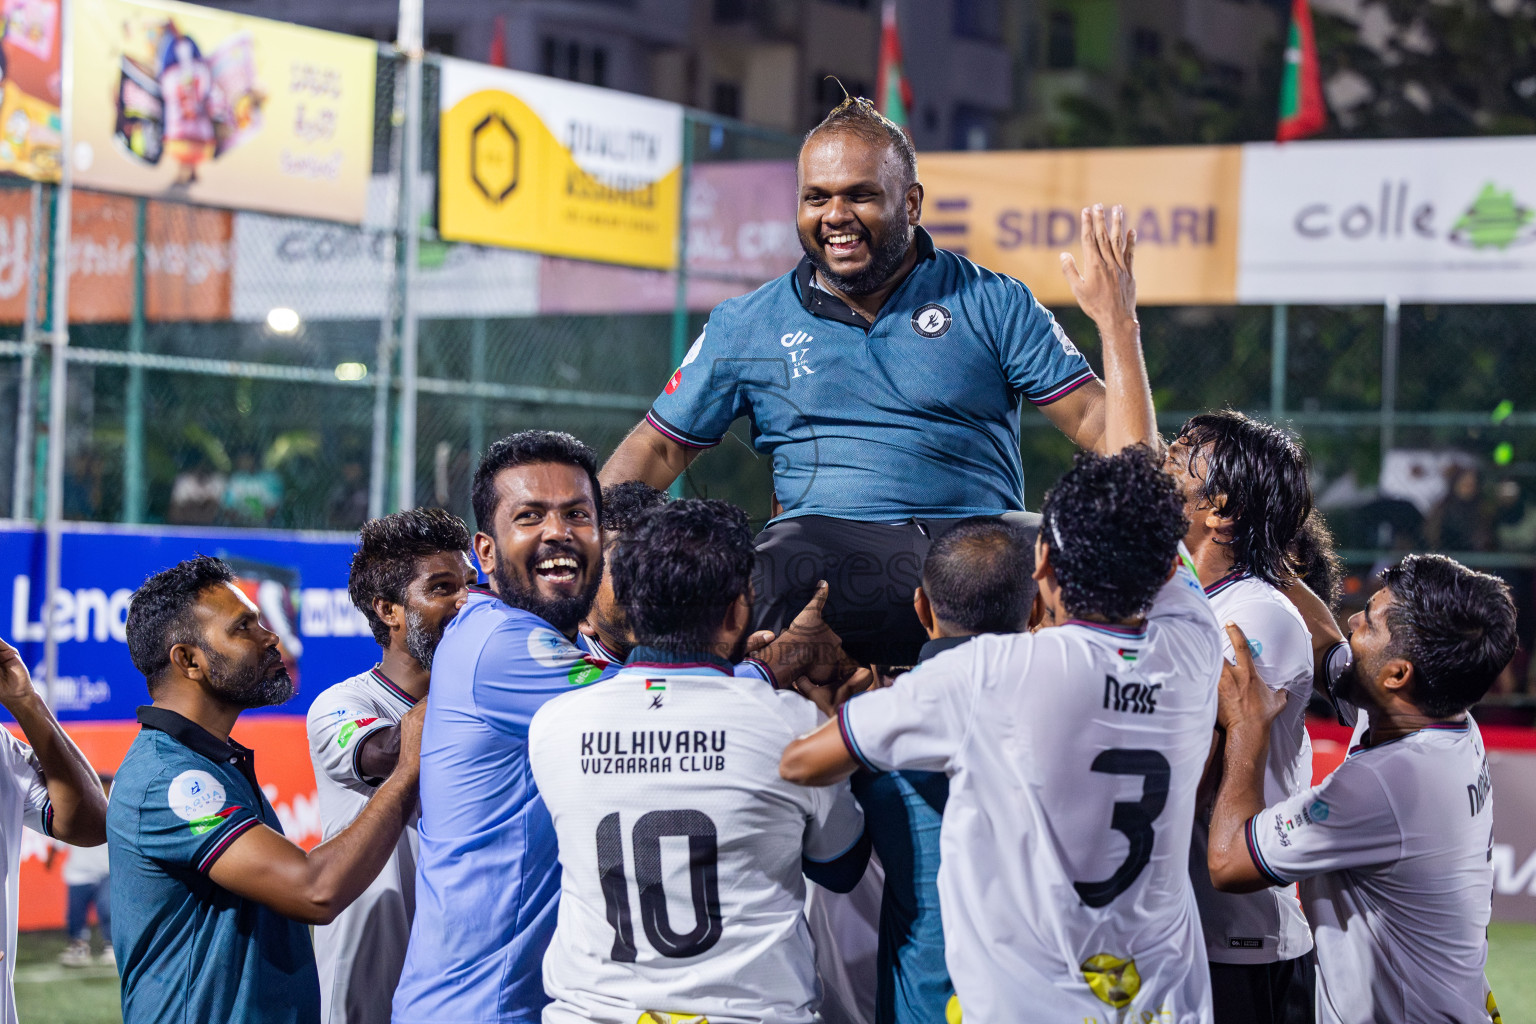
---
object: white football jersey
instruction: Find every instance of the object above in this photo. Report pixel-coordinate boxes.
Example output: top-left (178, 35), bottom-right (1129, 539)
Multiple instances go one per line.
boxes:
top-left (305, 667), bottom-right (421, 1024)
top-left (1248, 719), bottom-right (1495, 1024)
top-left (1189, 572), bottom-right (1315, 964)
top-left (837, 563), bottom-right (1222, 1024)
top-left (529, 662), bottom-right (866, 1024)
top-left (0, 728), bottom-right (52, 1024)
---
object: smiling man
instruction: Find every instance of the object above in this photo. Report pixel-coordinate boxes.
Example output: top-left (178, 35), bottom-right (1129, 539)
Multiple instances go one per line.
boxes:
top-left (392, 431), bottom-right (621, 1024)
top-left (601, 95), bottom-right (1153, 669)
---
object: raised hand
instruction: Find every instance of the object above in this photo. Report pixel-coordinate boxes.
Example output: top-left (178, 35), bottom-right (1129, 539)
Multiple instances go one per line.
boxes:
top-left (1216, 623), bottom-right (1288, 734)
top-left (0, 635), bottom-right (38, 710)
top-left (1060, 203), bottom-right (1138, 331)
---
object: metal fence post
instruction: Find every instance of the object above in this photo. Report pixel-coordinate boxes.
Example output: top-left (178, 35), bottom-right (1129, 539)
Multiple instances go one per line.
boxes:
top-left (1269, 303), bottom-right (1287, 420)
top-left (393, 0), bottom-right (424, 514)
top-left (42, 0), bottom-right (75, 707)
top-left (123, 197), bottom-right (147, 523)
top-left (1382, 295), bottom-right (1400, 458)
top-left (469, 316), bottom-right (487, 481)
top-left (10, 183), bottom-right (43, 521)
top-left (667, 115), bottom-right (695, 498)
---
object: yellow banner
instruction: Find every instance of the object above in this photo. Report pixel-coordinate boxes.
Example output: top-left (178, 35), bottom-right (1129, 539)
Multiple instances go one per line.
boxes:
top-left (438, 59), bottom-right (682, 270)
top-left (0, 0), bottom-right (64, 181)
top-left (71, 0), bottom-right (375, 223)
top-left (919, 146), bottom-right (1242, 306)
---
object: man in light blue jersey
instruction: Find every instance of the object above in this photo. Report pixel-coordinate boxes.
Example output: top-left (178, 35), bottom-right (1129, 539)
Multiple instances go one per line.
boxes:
top-left (393, 430), bottom-right (616, 1024)
top-left (395, 432), bottom-right (844, 1023)
top-left (602, 95), bottom-right (1151, 669)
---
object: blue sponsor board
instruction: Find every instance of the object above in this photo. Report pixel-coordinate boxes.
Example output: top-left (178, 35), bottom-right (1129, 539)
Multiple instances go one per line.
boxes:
top-left (1, 522), bottom-right (384, 721)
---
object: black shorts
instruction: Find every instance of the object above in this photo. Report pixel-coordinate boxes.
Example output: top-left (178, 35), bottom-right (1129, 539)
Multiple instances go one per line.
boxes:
top-left (750, 512), bottom-right (1039, 668)
top-left (1209, 954), bottom-right (1316, 1024)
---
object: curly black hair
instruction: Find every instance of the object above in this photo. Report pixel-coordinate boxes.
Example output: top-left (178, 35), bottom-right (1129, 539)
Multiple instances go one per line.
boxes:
top-left (125, 555), bottom-right (235, 689)
top-left (349, 507), bottom-right (472, 647)
top-left (803, 91), bottom-right (918, 192)
top-left (471, 430), bottom-right (600, 535)
top-left (610, 498), bottom-right (754, 654)
top-left (1380, 554), bottom-right (1517, 717)
top-left (1040, 446), bottom-right (1188, 621)
top-left (600, 480), bottom-right (669, 536)
top-left (923, 518), bottom-right (1035, 634)
top-left (1175, 411), bottom-right (1312, 587)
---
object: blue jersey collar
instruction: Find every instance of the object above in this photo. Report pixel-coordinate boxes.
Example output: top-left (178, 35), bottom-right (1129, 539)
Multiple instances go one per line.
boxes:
top-left (794, 226), bottom-right (938, 331)
top-left (138, 705), bottom-right (262, 791)
top-left (625, 645), bottom-right (734, 675)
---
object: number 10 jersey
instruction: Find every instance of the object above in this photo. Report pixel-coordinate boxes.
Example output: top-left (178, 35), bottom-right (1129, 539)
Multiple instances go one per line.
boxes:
top-left (529, 662), bottom-right (866, 1024)
top-left (837, 562), bottom-right (1223, 1024)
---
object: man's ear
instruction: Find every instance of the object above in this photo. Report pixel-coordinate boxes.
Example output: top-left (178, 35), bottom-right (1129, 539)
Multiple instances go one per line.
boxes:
top-left (1033, 539), bottom-right (1052, 584)
top-left (1379, 656), bottom-right (1415, 698)
top-left (473, 531), bottom-right (497, 576)
top-left (906, 180), bottom-right (924, 226)
top-left (169, 642), bottom-right (205, 682)
top-left (914, 587), bottom-right (935, 634)
top-left (373, 596), bottom-right (405, 635)
top-left (1203, 494), bottom-right (1236, 537)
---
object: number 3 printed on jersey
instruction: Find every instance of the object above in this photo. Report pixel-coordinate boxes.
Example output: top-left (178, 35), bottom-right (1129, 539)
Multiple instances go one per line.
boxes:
top-left (598, 810), bottom-right (724, 961)
top-left (1073, 749), bottom-right (1171, 908)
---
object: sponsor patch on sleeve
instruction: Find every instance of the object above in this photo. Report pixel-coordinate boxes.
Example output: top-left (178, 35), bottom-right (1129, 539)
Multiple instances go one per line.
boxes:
top-left (168, 770), bottom-right (226, 823)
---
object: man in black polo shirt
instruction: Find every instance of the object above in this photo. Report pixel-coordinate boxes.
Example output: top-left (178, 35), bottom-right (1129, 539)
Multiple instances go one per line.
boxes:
top-left (108, 556), bottom-right (424, 1024)
top-left (601, 95), bottom-right (1154, 670)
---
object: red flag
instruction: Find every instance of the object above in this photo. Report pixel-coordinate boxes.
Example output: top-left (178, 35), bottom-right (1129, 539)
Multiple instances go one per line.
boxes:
top-left (875, 1), bottom-right (912, 126)
top-left (1277, 0), bottom-right (1326, 141)
top-left (488, 14), bottom-right (507, 68)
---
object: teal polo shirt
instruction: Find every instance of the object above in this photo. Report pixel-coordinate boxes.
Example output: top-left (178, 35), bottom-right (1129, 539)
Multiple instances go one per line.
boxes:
top-left (647, 227), bottom-right (1096, 521)
top-left (107, 706), bottom-right (321, 1024)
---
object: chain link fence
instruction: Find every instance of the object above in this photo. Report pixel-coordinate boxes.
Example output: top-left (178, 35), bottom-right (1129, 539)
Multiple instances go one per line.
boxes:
top-left (0, 49), bottom-right (1530, 700)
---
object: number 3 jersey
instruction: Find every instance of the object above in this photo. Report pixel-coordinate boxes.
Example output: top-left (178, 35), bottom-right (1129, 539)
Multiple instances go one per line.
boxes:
top-left (837, 562), bottom-right (1222, 1024)
top-left (528, 661), bottom-right (866, 1024)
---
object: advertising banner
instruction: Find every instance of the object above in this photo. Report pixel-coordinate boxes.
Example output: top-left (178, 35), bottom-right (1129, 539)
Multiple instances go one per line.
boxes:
top-left (0, 189), bottom-right (231, 322)
top-left (538, 159), bottom-right (801, 314)
top-left (438, 58), bottom-right (683, 269)
top-left (71, 0), bottom-right (376, 223)
top-left (1237, 137), bottom-right (1536, 303)
top-left (918, 146), bottom-right (1243, 306)
top-left (0, 0), bottom-right (63, 180)
top-left (0, 522), bottom-right (375, 722)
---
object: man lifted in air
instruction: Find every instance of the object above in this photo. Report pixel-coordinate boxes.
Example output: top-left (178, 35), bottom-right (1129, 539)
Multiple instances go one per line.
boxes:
top-left (601, 95), bottom-right (1153, 672)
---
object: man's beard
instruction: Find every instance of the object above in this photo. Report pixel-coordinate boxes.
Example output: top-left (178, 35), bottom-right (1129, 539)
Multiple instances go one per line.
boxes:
top-left (801, 222), bottom-right (912, 296)
top-left (403, 606), bottom-right (447, 672)
top-left (491, 543), bottom-right (600, 634)
top-left (203, 645), bottom-right (294, 709)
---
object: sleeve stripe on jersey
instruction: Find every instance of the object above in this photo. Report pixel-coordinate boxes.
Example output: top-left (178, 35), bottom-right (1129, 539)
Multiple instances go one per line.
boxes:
top-left (1027, 368), bottom-right (1098, 406)
top-left (836, 703), bottom-right (879, 774)
top-left (645, 409), bottom-right (722, 451)
top-left (349, 723), bottom-right (392, 787)
top-left (1244, 815), bottom-right (1291, 887)
top-left (40, 799), bottom-right (54, 838)
top-left (195, 814), bottom-right (259, 874)
top-left (739, 657), bottom-right (774, 686)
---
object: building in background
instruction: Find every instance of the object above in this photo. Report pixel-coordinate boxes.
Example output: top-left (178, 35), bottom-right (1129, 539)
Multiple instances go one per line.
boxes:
top-left (1001, 0), bottom-right (1285, 147)
top-left (193, 0), bottom-right (1012, 149)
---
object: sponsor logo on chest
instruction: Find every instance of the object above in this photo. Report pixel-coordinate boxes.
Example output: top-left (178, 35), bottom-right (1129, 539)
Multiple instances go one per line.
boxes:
top-left (780, 330), bottom-right (814, 378)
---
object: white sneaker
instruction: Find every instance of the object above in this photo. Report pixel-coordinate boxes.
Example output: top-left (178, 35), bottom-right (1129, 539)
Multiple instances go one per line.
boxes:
top-left (98, 944), bottom-right (116, 968)
top-left (58, 940), bottom-right (92, 968)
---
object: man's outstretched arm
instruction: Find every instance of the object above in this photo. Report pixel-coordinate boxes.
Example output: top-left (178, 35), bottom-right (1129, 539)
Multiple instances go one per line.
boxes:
top-left (781, 717), bottom-right (860, 787)
top-left (0, 636), bottom-right (108, 846)
top-left (600, 419), bottom-right (704, 490)
top-left (1050, 203), bottom-right (1157, 456)
top-left (207, 700), bottom-right (425, 924)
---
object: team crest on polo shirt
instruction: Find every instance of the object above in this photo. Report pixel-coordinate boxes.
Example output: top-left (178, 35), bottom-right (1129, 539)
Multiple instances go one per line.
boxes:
top-left (168, 770), bottom-right (226, 822)
top-left (911, 303), bottom-right (952, 338)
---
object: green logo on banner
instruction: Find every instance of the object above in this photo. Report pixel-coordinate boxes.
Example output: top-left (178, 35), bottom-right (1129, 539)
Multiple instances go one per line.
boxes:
top-left (1450, 183), bottom-right (1536, 250)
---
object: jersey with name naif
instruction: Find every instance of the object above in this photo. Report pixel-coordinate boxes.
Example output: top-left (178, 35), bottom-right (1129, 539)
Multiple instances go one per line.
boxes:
top-left (838, 563), bottom-right (1221, 1024)
top-left (1247, 719), bottom-right (1495, 1024)
top-left (306, 666), bottom-right (420, 1024)
top-left (529, 662), bottom-right (865, 1024)
top-left (646, 228), bottom-right (1095, 523)
top-left (1189, 572), bottom-right (1315, 965)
